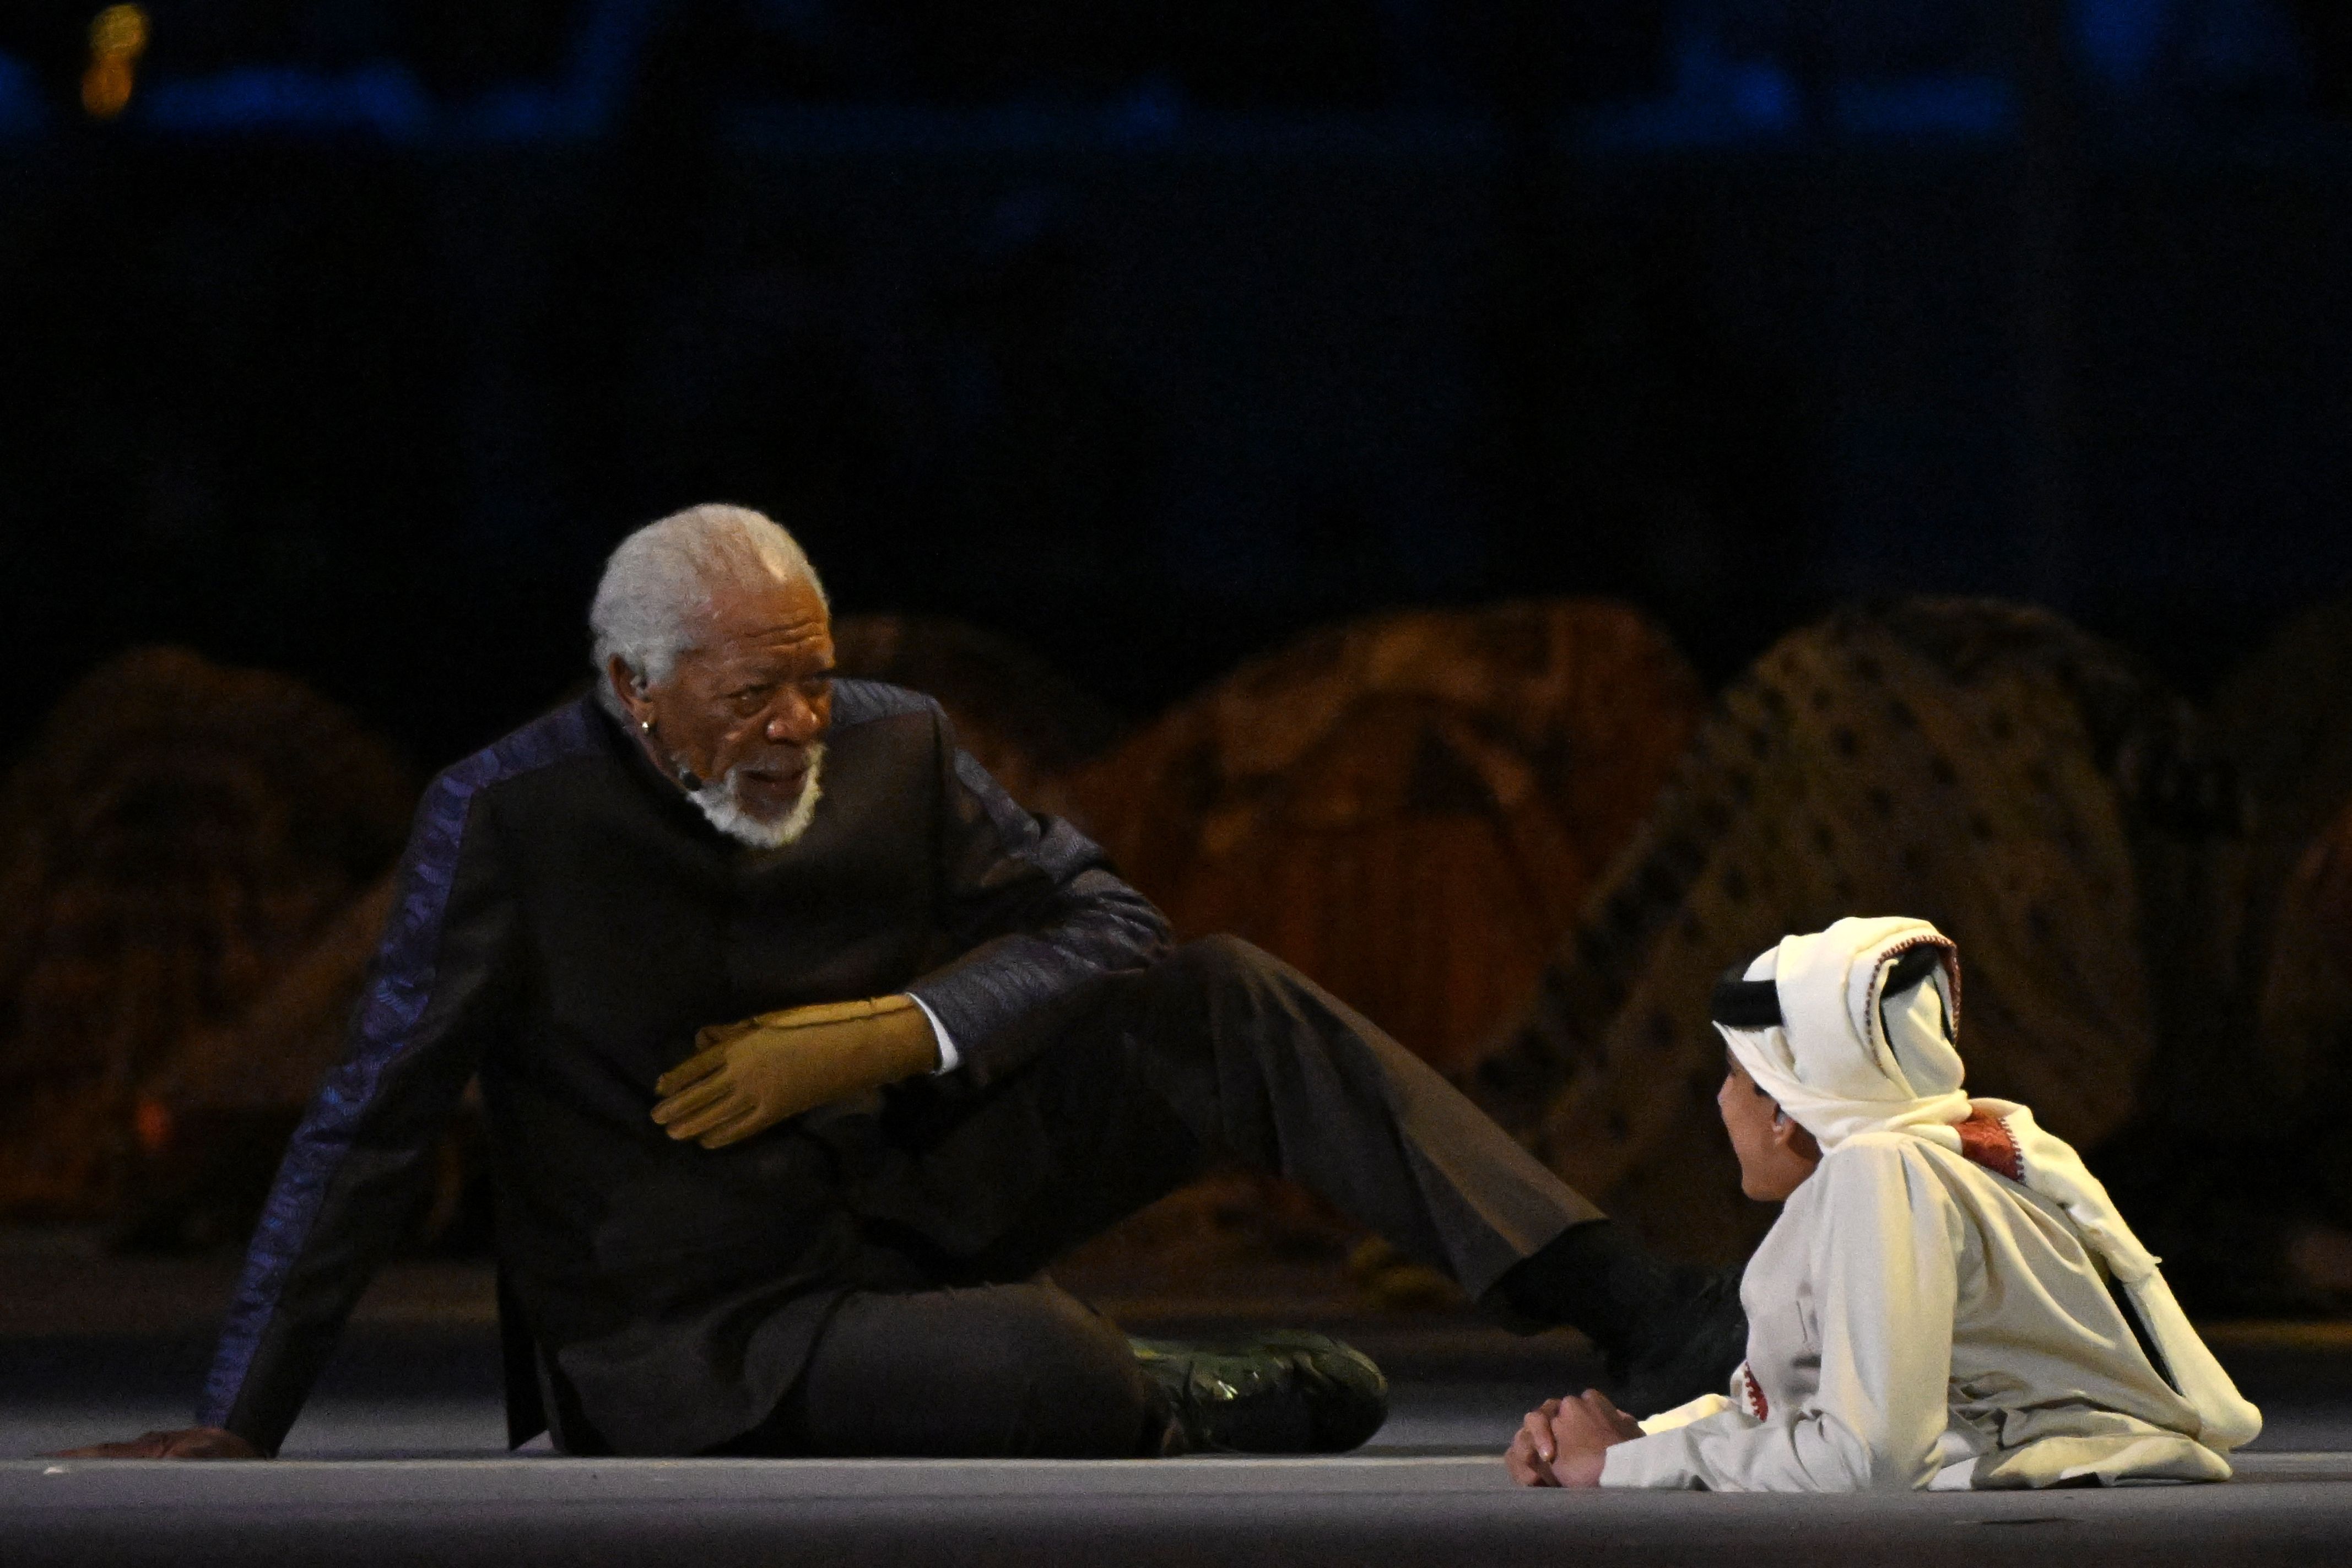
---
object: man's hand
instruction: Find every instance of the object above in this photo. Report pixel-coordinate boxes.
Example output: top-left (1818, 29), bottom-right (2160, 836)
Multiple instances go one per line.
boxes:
top-left (45, 1427), bottom-right (259, 1460)
top-left (651, 995), bottom-right (939, 1148)
top-left (1503, 1389), bottom-right (1642, 1488)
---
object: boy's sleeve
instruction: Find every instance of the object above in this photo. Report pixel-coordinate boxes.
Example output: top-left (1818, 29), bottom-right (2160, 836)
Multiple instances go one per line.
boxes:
top-left (1601, 1141), bottom-right (1960, 1491)
top-left (1602, 1404), bottom-right (1764, 1487)
top-left (1637, 1392), bottom-right (1735, 1434)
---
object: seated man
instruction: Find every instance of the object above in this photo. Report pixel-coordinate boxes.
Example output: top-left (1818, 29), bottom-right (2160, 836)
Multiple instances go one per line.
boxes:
top-left (64, 503), bottom-right (1737, 1463)
top-left (1507, 916), bottom-right (2262, 1491)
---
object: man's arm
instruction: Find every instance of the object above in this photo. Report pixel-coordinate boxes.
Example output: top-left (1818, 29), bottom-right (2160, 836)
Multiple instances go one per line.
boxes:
top-left (1598, 1142), bottom-right (1960, 1492)
top-left (904, 707), bottom-right (1170, 1085)
top-left (189, 766), bottom-right (524, 1456)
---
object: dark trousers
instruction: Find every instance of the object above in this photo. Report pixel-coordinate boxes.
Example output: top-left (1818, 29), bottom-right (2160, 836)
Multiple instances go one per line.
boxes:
top-left (706, 1282), bottom-right (1166, 1457)
top-left (706, 936), bottom-right (1603, 1458)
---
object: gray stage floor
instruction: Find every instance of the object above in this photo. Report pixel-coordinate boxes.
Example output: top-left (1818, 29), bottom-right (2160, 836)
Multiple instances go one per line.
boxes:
top-left (12, 1451), bottom-right (2352, 1568)
top-left (9, 1239), bottom-right (2352, 1565)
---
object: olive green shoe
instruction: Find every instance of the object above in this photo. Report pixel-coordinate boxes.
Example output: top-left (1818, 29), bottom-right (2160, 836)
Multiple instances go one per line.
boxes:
top-left (1128, 1329), bottom-right (1389, 1454)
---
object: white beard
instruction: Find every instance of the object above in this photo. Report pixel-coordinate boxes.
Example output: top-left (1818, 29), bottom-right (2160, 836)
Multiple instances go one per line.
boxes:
top-left (685, 744), bottom-right (825, 850)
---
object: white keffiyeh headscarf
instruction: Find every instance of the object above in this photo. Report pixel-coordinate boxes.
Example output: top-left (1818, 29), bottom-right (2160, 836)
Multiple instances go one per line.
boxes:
top-left (1715, 915), bottom-right (2261, 1452)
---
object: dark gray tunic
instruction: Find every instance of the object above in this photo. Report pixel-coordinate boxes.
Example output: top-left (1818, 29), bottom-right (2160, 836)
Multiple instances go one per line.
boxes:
top-left (198, 680), bottom-right (1168, 1456)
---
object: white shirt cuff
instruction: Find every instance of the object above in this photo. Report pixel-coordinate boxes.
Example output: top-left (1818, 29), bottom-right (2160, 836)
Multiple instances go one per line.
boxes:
top-left (907, 992), bottom-right (960, 1075)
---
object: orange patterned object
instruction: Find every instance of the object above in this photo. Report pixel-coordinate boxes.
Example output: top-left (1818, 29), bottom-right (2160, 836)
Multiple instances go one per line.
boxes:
top-left (1470, 599), bottom-right (2231, 1264)
top-left (0, 648), bottom-right (414, 1222)
top-left (1072, 600), bottom-right (1702, 1075)
top-left (831, 614), bottom-right (1121, 826)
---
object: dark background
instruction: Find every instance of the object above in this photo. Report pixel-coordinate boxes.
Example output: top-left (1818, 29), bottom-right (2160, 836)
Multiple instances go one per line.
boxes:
top-left (2, 0), bottom-right (2349, 771)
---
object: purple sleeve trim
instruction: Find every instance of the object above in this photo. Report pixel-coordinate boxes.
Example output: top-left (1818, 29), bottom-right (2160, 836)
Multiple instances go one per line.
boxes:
top-left (197, 703), bottom-right (597, 1432)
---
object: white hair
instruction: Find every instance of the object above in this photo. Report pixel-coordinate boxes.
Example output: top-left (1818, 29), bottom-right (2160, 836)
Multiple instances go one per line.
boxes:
top-left (588, 503), bottom-right (828, 714)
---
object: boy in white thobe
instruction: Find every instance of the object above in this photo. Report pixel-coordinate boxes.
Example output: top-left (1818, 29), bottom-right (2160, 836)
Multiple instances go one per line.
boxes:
top-left (1507, 916), bottom-right (2261, 1492)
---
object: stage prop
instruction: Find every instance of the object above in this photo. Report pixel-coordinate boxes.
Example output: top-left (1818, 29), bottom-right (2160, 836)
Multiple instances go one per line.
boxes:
top-left (2220, 598), bottom-right (2352, 1278)
top-left (0, 649), bottom-right (414, 1235)
top-left (1071, 599), bottom-right (1702, 1077)
top-left (1055, 601), bottom-right (1699, 1304)
top-left (829, 613), bottom-right (1124, 826)
top-left (1466, 599), bottom-right (2241, 1267)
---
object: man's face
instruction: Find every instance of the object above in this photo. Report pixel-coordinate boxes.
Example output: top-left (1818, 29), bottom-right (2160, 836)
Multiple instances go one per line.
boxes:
top-left (1717, 1053), bottom-right (1819, 1202)
top-left (642, 574), bottom-right (835, 825)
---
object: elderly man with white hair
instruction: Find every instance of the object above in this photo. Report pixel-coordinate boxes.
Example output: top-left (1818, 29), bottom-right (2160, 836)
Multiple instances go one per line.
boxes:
top-left (1507, 916), bottom-right (2262, 1492)
top-left (63, 503), bottom-right (1745, 1463)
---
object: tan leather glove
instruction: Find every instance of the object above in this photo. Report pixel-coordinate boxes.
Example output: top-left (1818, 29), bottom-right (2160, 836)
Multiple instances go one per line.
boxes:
top-left (651, 994), bottom-right (939, 1149)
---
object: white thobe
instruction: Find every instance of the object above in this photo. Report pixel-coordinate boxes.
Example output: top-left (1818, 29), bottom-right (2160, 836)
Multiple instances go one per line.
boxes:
top-left (1599, 1132), bottom-right (2236, 1492)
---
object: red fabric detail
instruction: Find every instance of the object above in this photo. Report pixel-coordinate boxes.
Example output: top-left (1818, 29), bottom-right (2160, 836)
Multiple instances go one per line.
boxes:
top-left (1871, 936), bottom-right (1961, 1033)
top-left (1740, 1362), bottom-right (1769, 1421)
top-left (1955, 1110), bottom-right (2024, 1183)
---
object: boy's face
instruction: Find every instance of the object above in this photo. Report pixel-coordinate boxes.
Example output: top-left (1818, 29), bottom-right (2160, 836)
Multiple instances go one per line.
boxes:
top-left (1717, 1054), bottom-right (1823, 1201)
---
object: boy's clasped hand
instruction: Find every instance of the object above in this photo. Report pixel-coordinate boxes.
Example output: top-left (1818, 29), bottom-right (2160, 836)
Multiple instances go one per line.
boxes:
top-left (1503, 1389), bottom-right (1642, 1488)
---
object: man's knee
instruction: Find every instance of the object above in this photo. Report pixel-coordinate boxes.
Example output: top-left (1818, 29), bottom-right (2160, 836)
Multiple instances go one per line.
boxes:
top-left (1122, 936), bottom-right (1293, 1062)
top-left (1147, 934), bottom-right (1376, 1052)
top-left (1150, 933), bottom-right (1287, 1003)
